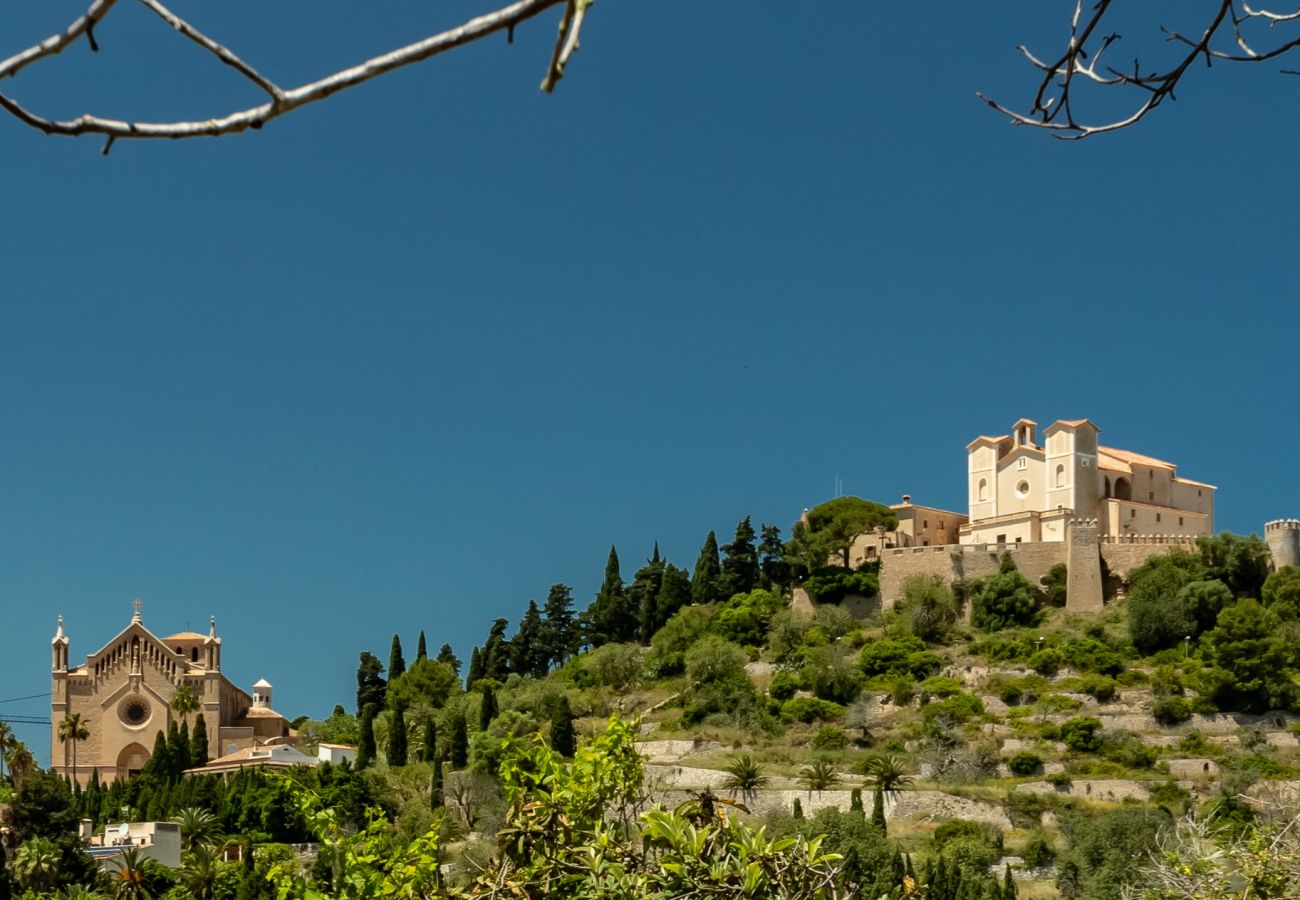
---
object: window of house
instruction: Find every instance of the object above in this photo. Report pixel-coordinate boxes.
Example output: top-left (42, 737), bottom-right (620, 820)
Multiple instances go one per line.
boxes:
top-left (1179, 517), bottom-right (1184, 526)
top-left (1016, 480), bottom-right (1030, 498)
top-left (1015, 537), bottom-right (1022, 543)
top-left (1130, 509), bottom-right (1136, 519)
top-left (996, 534), bottom-right (1007, 544)
top-left (1156, 513), bottom-right (1162, 523)
top-left (1017, 457), bottom-right (1027, 470)
top-left (1055, 464), bottom-right (1065, 488)
top-left (922, 540), bottom-right (929, 546)
top-left (923, 520), bottom-right (928, 528)
top-left (978, 478), bottom-right (988, 501)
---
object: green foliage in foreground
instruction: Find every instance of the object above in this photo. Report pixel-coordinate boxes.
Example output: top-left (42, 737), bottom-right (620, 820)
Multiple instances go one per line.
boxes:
top-left (269, 718), bottom-right (849, 900)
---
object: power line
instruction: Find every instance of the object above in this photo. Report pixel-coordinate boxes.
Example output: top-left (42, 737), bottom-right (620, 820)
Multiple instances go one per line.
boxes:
top-left (0, 692), bottom-right (51, 705)
top-left (0, 715), bottom-right (51, 725)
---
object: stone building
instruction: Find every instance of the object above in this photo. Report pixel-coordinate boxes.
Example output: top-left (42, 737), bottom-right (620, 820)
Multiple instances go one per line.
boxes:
top-left (840, 495), bottom-right (968, 568)
top-left (50, 601), bottom-right (292, 786)
top-left (962, 418), bottom-right (1215, 545)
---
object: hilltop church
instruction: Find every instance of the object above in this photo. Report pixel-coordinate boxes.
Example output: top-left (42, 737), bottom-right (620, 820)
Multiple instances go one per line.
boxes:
top-left (50, 601), bottom-right (292, 786)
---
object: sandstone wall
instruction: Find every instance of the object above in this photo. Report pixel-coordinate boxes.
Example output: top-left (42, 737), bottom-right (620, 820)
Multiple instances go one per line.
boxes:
top-left (880, 542), bottom-right (1068, 609)
top-left (1099, 539), bottom-right (1194, 580)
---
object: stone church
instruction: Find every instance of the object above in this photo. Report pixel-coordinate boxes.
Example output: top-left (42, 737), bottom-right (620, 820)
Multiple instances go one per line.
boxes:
top-left (50, 601), bottom-right (292, 786)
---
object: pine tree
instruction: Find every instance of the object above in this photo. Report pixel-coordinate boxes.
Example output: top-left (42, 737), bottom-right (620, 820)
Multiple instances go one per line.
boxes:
top-left (691, 531), bottom-right (724, 605)
top-left (653, 563), bottom-right (692, 633)
top-left (628, 543), bottom-right (666, 644)
top-left (479, 684), bottom-right (498, 732)
top-left (587, 546), bottom-right (635, 646)
top-left (549, 695), bottom-right (576, 758)
top-left (466, 646), bottom-right (484, 688)
top-left (191, 715), bottom-right (209, 767)
top-left (483, 619), bottom-right (510, 680)
top-left (389, 634), bottom-right (407, 683)
top-left (759, 523), bottom-right (791, 590)
top-left (356, 651), bottom-right (387, 715)
top-left (357, 706), bottom-right (377, 769)
top-left (431, 755), bottom-right (444, 810)
top-left (388, 702), bottom-right (408, 767)
top-left (416, 630), bottom-right (428, 662)
top-left (871, 786), bottom-right (887, 833)
top-left (510, 600), bottom-right (547, 678)
top-left (542, 584), bottom-right (577, 667)
top-left (422, 719), bottom-right (437, 763)
top-left (436, 643), bottom-right (462, 675)
top-left (449, 714), bottom-right (469, 769)
top-left (721, 516), bottom-right (760, 596)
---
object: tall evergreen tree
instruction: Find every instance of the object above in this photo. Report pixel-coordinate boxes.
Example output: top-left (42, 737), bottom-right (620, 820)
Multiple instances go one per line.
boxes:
top-left (629, 544), bottom-right (666, 644)
top-left (436, 643), bottom-right (462, 675)
top-left (653, 563), bottom-right (693, 634)
top-left (1002, 864), bottom-right (1016, 900)
top-left (690, 531), bottom-right (725, 605)
top-left (587, 546), bottom-right (635, 646)
top-left (356, 652), bottom-right (387, 716)
top-left (357, 706), bottom-right (377, 769)
top-left (449, 714), bottom-right (469, 769)
top-left (422, 719), bottom-right (437, 763)
top-left (466, 646), bottom-right (484, 688)
top-left (721, 516), bottom-right (760, 596)
top-left (510, 600), bottom-right (547, 678)
top-left (850, 788), bottom-right (864, 816)
top-left (388, 634), bottom-right (407, 683)
top-left (483, 619), bottom-right (510, 681)
top-left (416, 631), bottom-right (428, 662)
top-left (387, 702), bottom-right (408, 767)
top-left (478, 684), bottom-right (498, 732)
top-left (190, 715), bottom-right (209, 767)
top-left (871, 787), bottom-right (887, 833)
top-left (174, 719), bottom-right (192, 773)
top-left (542, 584), bottom-right (577, 667)
top-left (759, 523), bottom-right (791, 590)
top-left (549, 695), bottom-right (576, 758)
top-left (145, 730), bottom-right (173, 780)
top-left (430, 755), bottom-right (444, 810)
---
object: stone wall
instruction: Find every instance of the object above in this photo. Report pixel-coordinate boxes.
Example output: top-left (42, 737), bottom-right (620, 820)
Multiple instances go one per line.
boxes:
top-left (879, 542), bottom-right (1068, 610)
top-left (1100, 539), bottom-right (1193, 580)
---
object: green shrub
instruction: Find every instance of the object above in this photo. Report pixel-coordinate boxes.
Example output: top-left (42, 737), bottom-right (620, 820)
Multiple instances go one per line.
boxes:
top-left (800, 645), bottom-right (863, 705)
top-left (803, 568), bottom-right (880, 604)
top-left (1098, 731), bottom-right (1156, 769)
top-left (1149, 780), bottom-right (1190, 813)
top-left (920, 675), bottom-right (964, 698)
top-left (1127, 551), bottom-right (1206, 653)
top-left (858, 633), bottom-right (939, 679)
top-left (1116, 669), bottom-right (1148, 687)
top-left (645, 605), bottom-right (715, 677)
top-left (1037, 694), bottom-right (1083, 713)
top-left (780, 697), bottom-right (846, 724)
top-left (1081, 675), bottom-right (1118, 703)
top-left (969, 563), bottom-right (1042, 631)
top-left (1029, 647), bottom-right (1063, 675)
top-left (1008, 751), bottom-right (1043, 776)
top-left (896, 574), bottom-right (959, 643)
top-left (1059, 637), bottom-right (1127, 676)
top-left (1041, 563), bottom-right (1068, 607)
top-left (582, 642), bottom-right (644, 691)
top-left (1046, 772), bottom-right (1072, 788)
top-left (889, 677), bottom-right (917, 706)
top-left (768, 670), bottom-right (799, 701)
top-left (1060, 716), bottom-right (1103, 753)
top-left (1262, 565), bottom-right (1300, 621)
top-left (713, 589), bottom-right (787, 647)
top-left (1153, 695), bottom-right (1192, 724)
top-left (1021, 831), bottom-right (1056, 868)
top-left (971, 634), bottom-right (1034, 663)
top-left (811, 725), bottom-right (848, 751)
top-left (923, 692), bottom-right (985, 724)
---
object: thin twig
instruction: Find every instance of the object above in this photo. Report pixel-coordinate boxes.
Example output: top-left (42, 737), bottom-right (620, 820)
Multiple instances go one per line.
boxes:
top-left (134, 0), bottom-right (285, 103)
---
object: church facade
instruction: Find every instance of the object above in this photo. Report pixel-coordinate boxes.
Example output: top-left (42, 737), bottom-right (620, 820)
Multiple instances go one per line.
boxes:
top-left (50, 602), bottom-right (292, 786)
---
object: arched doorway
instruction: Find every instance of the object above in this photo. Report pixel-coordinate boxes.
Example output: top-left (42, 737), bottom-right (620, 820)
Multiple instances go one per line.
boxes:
top-left (1114, 477), bottom-right (1131, 501)
top-left (116, 742), bottom-right (150, 781)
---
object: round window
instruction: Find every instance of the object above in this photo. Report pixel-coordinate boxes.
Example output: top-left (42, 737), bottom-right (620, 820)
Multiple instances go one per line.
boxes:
top-left (1016, 480), bottom-right (1030, 498)
top-left (120, 698), bottom-right (151, 727)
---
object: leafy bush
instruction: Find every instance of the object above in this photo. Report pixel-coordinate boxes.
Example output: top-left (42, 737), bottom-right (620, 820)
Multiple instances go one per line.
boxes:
top-left (780, 697), bottom-right (846, 724)
top-left (1041, 563), bottom-right (1068, 607)
top-left (811, 726), bottom-right (848, 751)
top-left (1202, 598), bottom-right (1296, 713)
top-left (1153, 695), bottom-right (1192, 724)
top-left (1126, 551), bottom-right (1207, 654)
top-left (920, 675), bottom-right (964, 698)
top-left (1262, 565), bottom-right (1300, 621)
top-left (896, 574), bottom-right (959, 642)
top-left (1007, 751), bottom-right (1043, 776)
top-left (1028, 647), bottom-right (1063, 675)
top-left (971, 634), bottom-right (1034, 663)
top-left (800, 645), bottom-right (863, 705)
top-left (713, 589), bottom-right (786, 647)
top-left (1021, 831), bottom-right (1056, 868)
top-left (1148, 779), bottom-right (1190, 813)
top-left (1098, 731), bottom-right (1156, 769)
top-left (681, 635), bottom-right (766, 727)
top-left (803, 568), bottom-right (880, 604)
top-left (768, 670), bottom-right (799, 702)
top-left (1054, 807), bottom-right (1168, 900)
top-left (922, 692), bottom-right (985, 724)
top-left (1059, 637), bottom-right (1127, 676)
top-left (645, 605), bottom-right (715, 677)
top-left (1081, 675), bottom-right (1118, 703)
top-left (582, 643), bottom-right (643, 691)
top-left (1059, 716), bottom-right (1103, 753)
top-left (969, 561), bottom-right (1041, 631)
top-left (857, 633), bottom-right (927, 678)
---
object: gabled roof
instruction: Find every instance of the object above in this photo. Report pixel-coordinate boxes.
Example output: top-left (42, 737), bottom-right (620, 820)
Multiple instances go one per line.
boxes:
top-left (966, 434), bottom-right (1009, 451)
top-left (1099, 446), bottom-right (1175, 470)
top-left (1043, 418), bottom-right (1099, 433)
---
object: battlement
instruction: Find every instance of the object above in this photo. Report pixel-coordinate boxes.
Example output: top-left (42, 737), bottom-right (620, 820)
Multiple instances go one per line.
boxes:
top-left (1067, 517), bottom-right (1100, 528)
top-left (1266, 519), bottom-right (1300, 532)
top-left (1100, 534), bottom-right (1198, 546)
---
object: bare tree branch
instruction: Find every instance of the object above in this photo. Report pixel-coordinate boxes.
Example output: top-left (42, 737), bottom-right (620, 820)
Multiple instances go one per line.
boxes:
top-left (0, 0), bottom-right (581, 144)
top-left (982, 2), bottom-right (1300, 138)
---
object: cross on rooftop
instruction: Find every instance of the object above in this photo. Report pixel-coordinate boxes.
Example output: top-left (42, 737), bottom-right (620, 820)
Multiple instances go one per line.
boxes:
top-left (131, 597), bottom-right (143, 621)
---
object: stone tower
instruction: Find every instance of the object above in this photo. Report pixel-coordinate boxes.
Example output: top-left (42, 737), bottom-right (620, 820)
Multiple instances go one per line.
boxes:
top-left (1265, 519), bottom-right (1300, 570)
top-left (1065, 517), bottom-right (1104, 612)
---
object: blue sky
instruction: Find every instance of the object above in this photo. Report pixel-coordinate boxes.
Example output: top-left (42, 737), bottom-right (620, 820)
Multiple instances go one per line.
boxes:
top-left (2, 2), bottom-right (1296, 759)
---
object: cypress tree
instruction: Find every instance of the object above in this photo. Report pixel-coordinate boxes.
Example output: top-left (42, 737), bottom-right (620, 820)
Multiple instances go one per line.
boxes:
top-left (389, 635), bottom-right (406, 683)
top-left (483, 619), bottom-right (510, 680)
top-left (587, 546), bottom-right (634, 646)
top-left (416, 631), bottom-right (428, 662)
top-left (146, 729), bottom-right (173, 779)
top-left (653, 563), bottom-right (692, 634)
top-left (510, 601), bottom-right (546, 678)
top-left (759, 523), bottom-right (791, 590)
top-left (628, 543), bottom-right (666, 644)
top-left (450, 714), bottom-right (469, 769)
top-left (792, 797), bottom-right (804, 819)
top-left (466, 646), bottom-right (484, 688)
top-left (431, 755), bottom-right (444, 810)
top-left (357, 706), bottom-right (377, 769)
top-left (478, 684), bottom-right (498, 732)
top-left (436, 643), bottom-right (461, 675)
top-left (849, 787), bottom-right (864, 816)
top-left (174, 719), bottom-right (193, 773)
top-left (542, 584), bottom-right (577, 667)
top-left (905, 854), bottom-right (917, 882)
top-left (1002, 864), bottom-right (1016, 900)
top-left (871, 786), bottom-right (887, 833)
top-left (721, 516), bottom-right (760, 596)
top-left (356, 651), bottom-right (387, 715)
top-left (191, 715), bottom-right (210, 767)
top-left (422, 719), bottom-right (437, 763)
top-left (550, 695), bottom-right (576, 758)
top-left (388, 702), bottom-right (408, 767)
top-left (690, 531), bottom-right (724, 605)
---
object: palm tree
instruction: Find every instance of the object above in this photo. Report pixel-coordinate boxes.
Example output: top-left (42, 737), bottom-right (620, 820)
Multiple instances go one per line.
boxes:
top-left (13, 836), bottom-right (61, 894)
top-left (58, 712), bottom-right (90, 781)
top-left (721, 753), bottom-right (768, 802)
top-left (860, 754), bottom-right (913, 799)
top-left (179, 844), bottom-right (226, 900)
top-left (170, 684), bottom-right (199, 726)
top-left (7, 741), bottom-right (36, 790)
top-left (111, 847), bottom-right (152, 900)
top-left (172, 807), bottom-right (222, 852)
top-left (58, 885), bottom-right (108, 900)
top-left (798, 758), bottom-right (840, 794)
top-left (0, 719), bottom-right (15, 781)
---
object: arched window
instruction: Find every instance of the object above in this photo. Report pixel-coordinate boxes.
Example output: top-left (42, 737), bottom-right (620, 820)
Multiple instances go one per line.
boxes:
top-left (978, 478), bottom-right (988, 502)
top-left (1055, 464), bottom-right (1065, 488)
